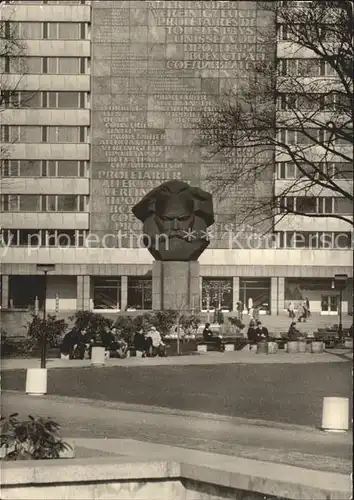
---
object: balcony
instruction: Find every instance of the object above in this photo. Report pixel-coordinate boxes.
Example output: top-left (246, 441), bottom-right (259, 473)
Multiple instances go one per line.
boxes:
top-left (0, 5), bottom-right (91, 22)
top-left (1, 248), bottom-right (352, 273)
top-left (24, 40), bottom-right (90, 58)
top-left (0, 178), bottom-right (89, 195)
top-left (5, 143), bottom-right (90, 161)
top-left (0, 212), bottom-right (89, 230)
top-left (2, 109), bottom-right (90, 127)
top-left (2, 75), bottom-right (90, 92)
top-left (274, 180), bottom-right (353, 198)
top-left (274, 214), bottom-right (353, 232)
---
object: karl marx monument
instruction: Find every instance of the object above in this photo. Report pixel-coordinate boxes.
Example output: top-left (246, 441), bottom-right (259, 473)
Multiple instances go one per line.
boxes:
top-left (132, 180), bottom-right (214, 311)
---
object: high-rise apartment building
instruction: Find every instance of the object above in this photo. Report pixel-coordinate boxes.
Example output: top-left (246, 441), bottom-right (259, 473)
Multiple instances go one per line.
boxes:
top-left (0, 0), bottom-right (352, 330)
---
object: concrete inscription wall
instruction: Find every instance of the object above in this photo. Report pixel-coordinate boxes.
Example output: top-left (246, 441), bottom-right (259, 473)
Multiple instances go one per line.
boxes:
top-left (91, 0), bottom-right (272, 248)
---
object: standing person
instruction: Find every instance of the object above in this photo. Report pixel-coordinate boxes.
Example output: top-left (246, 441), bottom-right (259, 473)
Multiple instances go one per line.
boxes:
top-left (304, 298), bottom-right (311, 317)
top-left (297, 303), bottom-right (305, 322)
top-left (253, 306), bottom-right (260, 322)
top-left (247, 320), bottom-right (257, 349)
top-left (134, 328), bottom-right (147, 357)
top-left (236, 301), bottom-right (243, 320)
top-left (287, 301), bottom-right (295, 319)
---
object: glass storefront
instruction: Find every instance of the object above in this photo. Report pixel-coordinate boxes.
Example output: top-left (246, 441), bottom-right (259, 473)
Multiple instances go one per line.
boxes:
top-left (239, 278), bottom-right (271, 313)
top-left (201, 278), bottom-right (233, 311)
top-left (127, 277), bottom-right (152, 310)
top-left (92, 277), bottom-right (121, 310)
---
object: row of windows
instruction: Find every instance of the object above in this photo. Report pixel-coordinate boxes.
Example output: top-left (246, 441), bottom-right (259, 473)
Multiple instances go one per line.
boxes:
top-left (1, 229), bottom-right (88, 247)
top-left (277, 232), bottom-right (353, 249)
top-left (277, 24), bottom-right (339, 45)
top-left (277, 93), bottom-right (350, 111)
top-left (1, 194), bottom-right (87, 212)
top-left (2, 91), bottom-right (88, 109)
top-left (1, 57), bottom-right (89, 75)
top-left (277, 128), bottom-right (350, 145)
top-left (7, 22), bottom-right (89, 40)
top-left (278, 59), bottom-right (337, 78)
top-left (2, 160), bottom-right (87, 177)
top-left (2, 1), bottom-right (88, 5)
top-left (279, 196), bottom-right (352, 215)
top-left (276, 162), bottom-right (353, 180)
top-left (2, 126), bottom-right (88, 143)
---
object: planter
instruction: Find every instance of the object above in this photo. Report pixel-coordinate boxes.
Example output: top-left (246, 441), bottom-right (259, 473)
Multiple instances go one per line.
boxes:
top-left (256, 341), bottom-right (268, 354)
top-left (284, 343), bottom-right (288, 352)
top-left (224, 343), bottom-right (235, 352)
top-left (60, 353), bottom-right (69, 360)
top-left (322, 397), bottom-right (349, 432)
top-left (267, 341), bottom-right (278, 354)
top-left (287, 341), bottom-right (298, 353)
top-left (25, 368), bottom-right (47, 396)
top-left (91, 346), bottom-right (105, 366)
top-left (311, 341), bottom-right (324, 354)
top-left (344, 339), bottom-right (353, 349)
top-left (297, 340), bottom-right (307, 353)
top-left (197, 344), bottom-right (207, 353)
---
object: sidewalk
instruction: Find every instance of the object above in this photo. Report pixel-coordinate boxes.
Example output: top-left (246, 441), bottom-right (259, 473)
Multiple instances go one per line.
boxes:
top-left (1, 348), bottom-right (352, 371)
top-left (2, 391), bottom-right (352, 475)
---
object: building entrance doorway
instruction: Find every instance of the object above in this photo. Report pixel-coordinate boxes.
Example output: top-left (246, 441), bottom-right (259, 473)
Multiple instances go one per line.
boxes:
top-left (321, 295), bottom-right (338, 315)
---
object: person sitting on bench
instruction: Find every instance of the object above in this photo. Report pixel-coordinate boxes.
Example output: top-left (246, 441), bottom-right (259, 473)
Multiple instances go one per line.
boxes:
top-left (202, 323), bottom-right (224, 351)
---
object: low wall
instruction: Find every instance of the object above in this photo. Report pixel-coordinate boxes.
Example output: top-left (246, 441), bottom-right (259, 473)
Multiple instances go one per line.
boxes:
top-left (1, 456), bottom-right (350, 500)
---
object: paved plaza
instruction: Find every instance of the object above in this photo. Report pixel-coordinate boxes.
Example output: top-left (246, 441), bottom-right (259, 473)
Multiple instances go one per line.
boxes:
top-left (2, 350), bottom-right (352, 427)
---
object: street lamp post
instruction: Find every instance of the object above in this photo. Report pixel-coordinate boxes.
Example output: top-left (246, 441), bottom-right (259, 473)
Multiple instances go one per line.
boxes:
top-left (333, 274), bottom-right (348, 339)
top-left (36, 264), bottom-right (55, 369)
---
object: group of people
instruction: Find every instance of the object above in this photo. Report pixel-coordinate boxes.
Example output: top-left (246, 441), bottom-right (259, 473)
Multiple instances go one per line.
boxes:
top-left (60, 323), bottom-right (167, 360)
top-left (287, 299), bottom-right (310, 322)
top-left (133, 326), bottom-right (166, 357)
top-left (246, 320), bottom-right (269, 346)
top-left (60, 326), bottom-right (128, 360)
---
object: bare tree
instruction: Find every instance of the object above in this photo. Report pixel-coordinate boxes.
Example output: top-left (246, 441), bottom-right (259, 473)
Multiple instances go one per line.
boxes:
top-left (0, 4), bottom-right (27, 164)
top-left (199, 1), bottom-right (353, 232)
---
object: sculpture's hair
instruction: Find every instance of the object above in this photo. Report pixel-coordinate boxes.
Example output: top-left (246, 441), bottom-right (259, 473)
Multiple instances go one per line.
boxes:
top-left (132, 180), bottom-right (214, 226)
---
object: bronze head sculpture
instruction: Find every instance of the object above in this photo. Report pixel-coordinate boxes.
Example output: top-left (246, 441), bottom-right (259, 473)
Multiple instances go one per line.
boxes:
top-left (132, 180), bottom-right (214, 261)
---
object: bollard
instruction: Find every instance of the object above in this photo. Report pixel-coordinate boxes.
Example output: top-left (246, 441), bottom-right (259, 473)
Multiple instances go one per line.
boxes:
top-left (321, 397), bottom-right (349, 432)
top-left (91, 346), bottom-right (105, 366)
top-left (25, 368), bottom-right (47, 395)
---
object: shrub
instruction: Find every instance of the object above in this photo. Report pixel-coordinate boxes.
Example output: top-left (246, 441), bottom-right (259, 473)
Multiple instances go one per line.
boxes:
top-left (228, 317), bottom-right (245, 330)
top-left (0, 413), bottom-right (72, 461)
top-left (69, 310), bottom-right (113, 343)
top-left (27, 313), bottom-right (68, 348)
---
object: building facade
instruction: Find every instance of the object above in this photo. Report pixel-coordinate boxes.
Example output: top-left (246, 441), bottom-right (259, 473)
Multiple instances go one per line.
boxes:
top-left (0, 0), bottom-right (352, 326)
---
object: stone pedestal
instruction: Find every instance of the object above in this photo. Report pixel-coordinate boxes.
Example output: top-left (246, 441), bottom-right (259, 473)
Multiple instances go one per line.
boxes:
top-left (152, 261), bottom-right (200, 311)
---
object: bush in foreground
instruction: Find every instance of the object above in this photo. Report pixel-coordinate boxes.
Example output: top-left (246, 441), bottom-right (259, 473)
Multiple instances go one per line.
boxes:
top-left (0, 413), bottom-right (72, 460)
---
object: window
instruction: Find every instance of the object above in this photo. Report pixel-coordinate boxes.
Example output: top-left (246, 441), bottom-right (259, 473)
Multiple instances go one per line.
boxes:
top-left (320, 60), bottom-right (337, 77)
top-left (9, 57), bottom-right (42, 74)
top-left (19, 195), bottom-right (40, 211)
top-left (333, 198), bottom-right (353, 214)
top-left (296, 197), bottom-right (317, 214)
top-left (46, 126), bottom-right (81, 143)
top-left (4, 126), bottom-right (42, 143)
top-left (333, 162), bottom-right (353, 180)
top-left (335, 129), bottom-right (351, 145)
top-left (202, 278), bottom-right (233, 311)
top-left (15, 22), bottom-right (42, 38)
top-left (40, 160), bottom-right (87, 177)
top-left (334, 232), bottom-right (352, 249)
top-left (127, 277), bottom-right (152, 310)
top-left (43, 22), bottom-right (84, 40)
top-left (93, 278), bottom-right (121, 310)
top-left (57, 195), bottom-right (78, 211)
top-left (279, 197), bottom-right (295, 213)
top-left (318, 197), bottom-right (333, 214)
top-left (18, 230), bottom-right (41, 246)
top-left (8, 275), bottom-right (45, 310)
top-left (277, 162), bottom-right (297, 179)
top-left (2, 91), bottom-right (41, 108)
top-left (43, 57), bottom-right (82, 74)
top-left (239, 278), bottom-right (271, 313)
top-left (1, 195), bottom-right (19, 211)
